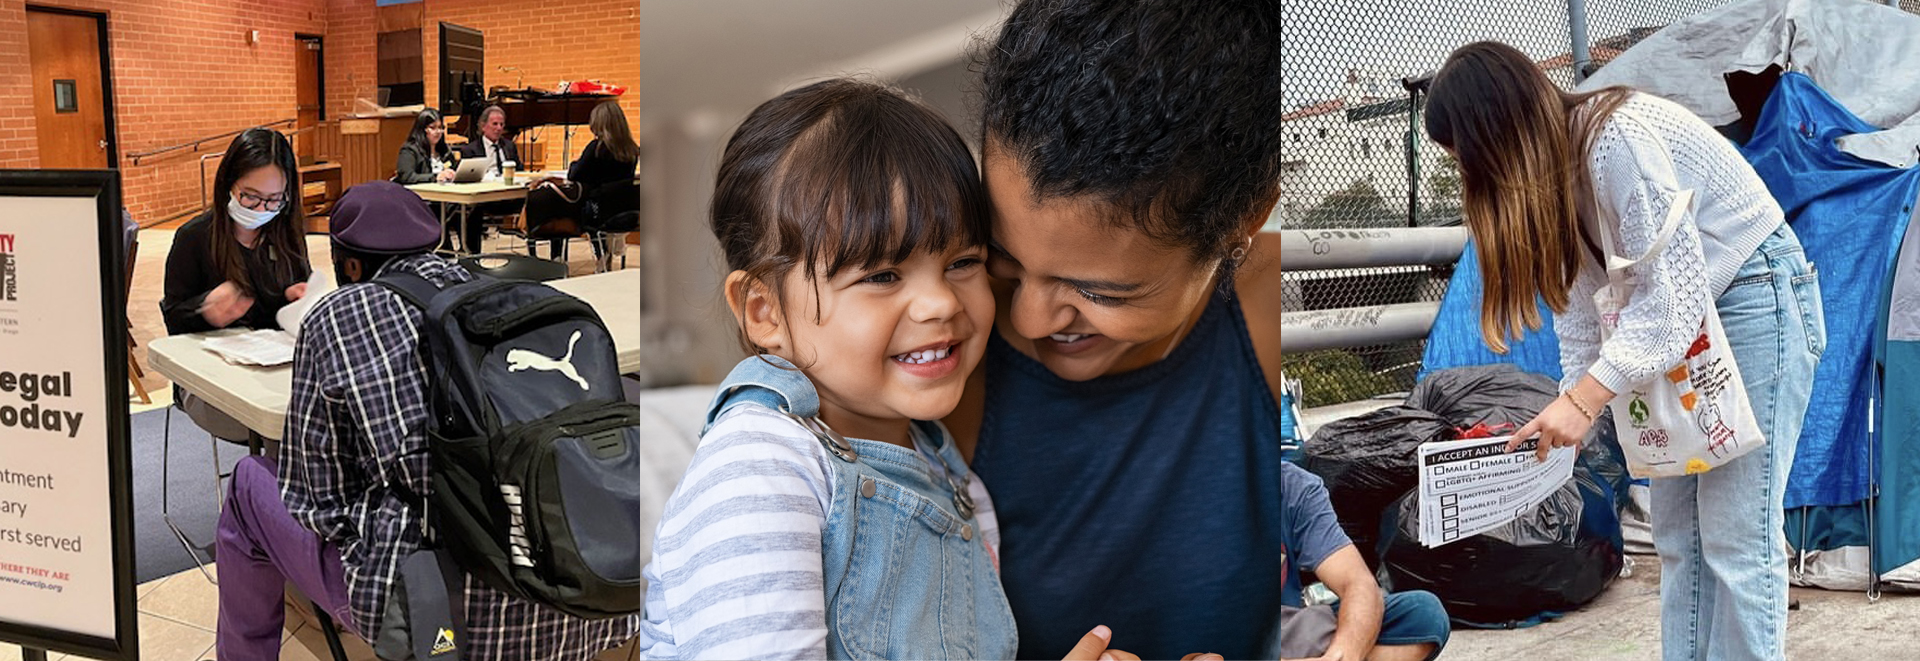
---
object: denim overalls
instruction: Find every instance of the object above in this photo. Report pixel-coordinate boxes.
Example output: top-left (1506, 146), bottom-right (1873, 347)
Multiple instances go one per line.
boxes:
top-left (703, 356), bottom-right (1018, 660)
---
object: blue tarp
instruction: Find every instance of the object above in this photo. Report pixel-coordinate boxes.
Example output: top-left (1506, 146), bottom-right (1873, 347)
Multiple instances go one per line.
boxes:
top-left (1739, 72), bottom-right (1920, 511)
top-left (1417, 239), bottom-right (1563, 383)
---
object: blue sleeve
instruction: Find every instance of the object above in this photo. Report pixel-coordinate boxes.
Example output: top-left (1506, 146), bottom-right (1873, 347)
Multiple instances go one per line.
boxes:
top-left (1282, 462), bottom-right (1352, 571)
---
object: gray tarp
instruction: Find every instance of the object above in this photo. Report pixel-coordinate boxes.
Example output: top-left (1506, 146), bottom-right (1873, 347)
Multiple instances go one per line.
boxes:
top-left (1579, 0), bottom-right (1920, 168)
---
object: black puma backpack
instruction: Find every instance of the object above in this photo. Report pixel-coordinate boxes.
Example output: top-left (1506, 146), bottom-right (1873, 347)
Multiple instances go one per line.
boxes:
top-left (376, 270), bottom-right (641, 620)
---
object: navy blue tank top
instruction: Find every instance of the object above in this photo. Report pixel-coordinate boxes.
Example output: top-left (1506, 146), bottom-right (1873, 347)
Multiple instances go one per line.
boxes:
top-left (971, 288), bottom-right (1287, 660)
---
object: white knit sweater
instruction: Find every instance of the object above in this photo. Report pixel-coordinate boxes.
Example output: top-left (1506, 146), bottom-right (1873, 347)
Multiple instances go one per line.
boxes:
top-left (1556, 92), bottom-right (1785, 394)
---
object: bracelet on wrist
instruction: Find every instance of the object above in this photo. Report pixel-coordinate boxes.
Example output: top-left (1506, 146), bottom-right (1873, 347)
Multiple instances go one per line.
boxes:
top-left (1564, 391), bottom-right (1598, 421)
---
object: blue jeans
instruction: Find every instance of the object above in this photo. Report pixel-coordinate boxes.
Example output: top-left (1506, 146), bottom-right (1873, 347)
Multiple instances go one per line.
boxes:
top-left (1310, 590), bottom-right (1449, 660)
top-left (1651, 223), bottom-right (1824, 661)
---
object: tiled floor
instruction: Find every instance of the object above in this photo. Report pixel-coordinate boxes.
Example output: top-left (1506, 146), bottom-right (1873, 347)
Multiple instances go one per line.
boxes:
top-left (0, 565), bottom-right (377, 660)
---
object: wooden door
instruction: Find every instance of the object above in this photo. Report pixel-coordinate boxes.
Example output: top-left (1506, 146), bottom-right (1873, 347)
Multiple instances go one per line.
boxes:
top-left (295, 35), bottom-right (324, 165)
top-left (27, 9), bottom-right (111, 169)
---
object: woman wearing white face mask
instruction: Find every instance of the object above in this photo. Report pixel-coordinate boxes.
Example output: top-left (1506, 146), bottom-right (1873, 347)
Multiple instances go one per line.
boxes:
top-left (162, 127), bottom-right (312, 336)
top-left (160, 128), bottom-right (313, 444)
top-left (163, 126), bottom-right (312, 338)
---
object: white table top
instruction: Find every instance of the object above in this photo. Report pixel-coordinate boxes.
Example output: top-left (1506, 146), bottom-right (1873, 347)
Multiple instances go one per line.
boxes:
top-left (149, 269), bottom-right (640, 440)
top-left (551, 270), bottom-right (639, 370)
top-left (405, 179), bottom-right (533, 204)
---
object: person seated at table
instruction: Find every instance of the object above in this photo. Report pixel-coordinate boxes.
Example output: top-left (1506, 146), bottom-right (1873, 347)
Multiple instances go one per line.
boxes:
top-left (557, 101), bottom-right (638, 268)
top-left (212, 181), bottom-right (640, 659)
top-left (395, 108), bottom-right (457, 184)
top-left (453, 104), bottom-right (525, 253)
top-left (159, 127), bottom-right (311, 444)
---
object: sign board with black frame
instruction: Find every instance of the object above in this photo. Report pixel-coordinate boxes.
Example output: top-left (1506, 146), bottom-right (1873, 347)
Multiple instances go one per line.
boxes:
top-left (0, 170), bottom-right (138, 660)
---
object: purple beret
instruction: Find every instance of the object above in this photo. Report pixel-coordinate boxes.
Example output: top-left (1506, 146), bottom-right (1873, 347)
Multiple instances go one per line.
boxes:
top-left (329, 181), bottom-right (442, 254)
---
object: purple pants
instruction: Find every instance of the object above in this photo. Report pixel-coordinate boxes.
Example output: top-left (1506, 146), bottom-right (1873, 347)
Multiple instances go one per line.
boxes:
top-left (215, 456), bottom-right (360, 659)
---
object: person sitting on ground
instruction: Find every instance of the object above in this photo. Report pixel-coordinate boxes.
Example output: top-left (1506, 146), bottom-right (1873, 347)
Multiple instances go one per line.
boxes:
top-left (1281, 461), bottom-right (1450, 661)
top-left (213, 181), bottom-right (639, 660)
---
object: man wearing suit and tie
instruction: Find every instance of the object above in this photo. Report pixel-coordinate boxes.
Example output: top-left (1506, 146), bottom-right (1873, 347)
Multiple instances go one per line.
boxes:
top-left (450, 104), bottom-right (525, 253)
top-left (461, 105), bottom-right (521, 177)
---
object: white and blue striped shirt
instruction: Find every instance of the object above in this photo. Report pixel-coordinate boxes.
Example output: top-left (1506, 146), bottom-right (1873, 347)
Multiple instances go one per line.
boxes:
top-left (640, 405), bottom-right (999, 659)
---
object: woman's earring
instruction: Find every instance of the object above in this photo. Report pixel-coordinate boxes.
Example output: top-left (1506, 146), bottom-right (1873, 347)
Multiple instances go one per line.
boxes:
top-left (1229, 238), bottom-right (1252, 263)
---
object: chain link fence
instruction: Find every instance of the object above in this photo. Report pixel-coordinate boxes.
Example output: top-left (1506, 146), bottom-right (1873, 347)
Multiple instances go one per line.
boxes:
top-left (1272, 0), bottom-right (1762, 408)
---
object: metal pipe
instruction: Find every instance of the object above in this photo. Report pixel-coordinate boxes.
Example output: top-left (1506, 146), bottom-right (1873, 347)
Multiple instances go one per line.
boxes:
top-left (1280, 301), bottom-right (1441, 353)
top-left (200, 151), bottom-right (227, 212)
top-left (1569, 0), bottom-right (1593, 84)
top-left (1407, 89), bottom-right (1421, 227)
top-left (1278, 227), bottom-right (1468, 271)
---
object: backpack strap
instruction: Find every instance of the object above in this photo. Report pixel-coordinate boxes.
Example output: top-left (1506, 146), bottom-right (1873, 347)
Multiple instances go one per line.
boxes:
top-left (370, 269), bottom-right (471, 657)
top-left (374, 270), bottom-right (444, 311)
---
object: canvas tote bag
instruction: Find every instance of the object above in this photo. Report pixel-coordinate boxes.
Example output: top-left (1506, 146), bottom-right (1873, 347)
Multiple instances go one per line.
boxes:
top-left (1592, 188), bottom-right (1766, 478)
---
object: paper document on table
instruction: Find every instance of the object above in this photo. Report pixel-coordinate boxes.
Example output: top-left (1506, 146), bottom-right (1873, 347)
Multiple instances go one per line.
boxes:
top-left (1416, 436), bottom-right (1575, 548)
top-left (275, 270), bottom-right (335, 340)
top-left (201, 330), bottom-right (298, 366)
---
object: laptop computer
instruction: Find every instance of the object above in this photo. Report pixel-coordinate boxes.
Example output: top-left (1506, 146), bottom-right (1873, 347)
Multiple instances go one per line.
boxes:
top-left (451, 157), bottom-right (491, 183)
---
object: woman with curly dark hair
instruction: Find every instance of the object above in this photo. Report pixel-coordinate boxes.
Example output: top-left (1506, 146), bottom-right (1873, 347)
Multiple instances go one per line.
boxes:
top-left (950, 2), bottom-right (1448, 660)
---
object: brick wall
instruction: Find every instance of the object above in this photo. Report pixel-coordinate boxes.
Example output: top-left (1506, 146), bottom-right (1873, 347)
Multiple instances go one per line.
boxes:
top-left (0, 0), bottom-right (635, 224)
top-left (325, 0), bottom-right (639, 167)
top-left (0, 3), bottom-right (31, 167)
top-left (0, 0), bottom-right (328, 223)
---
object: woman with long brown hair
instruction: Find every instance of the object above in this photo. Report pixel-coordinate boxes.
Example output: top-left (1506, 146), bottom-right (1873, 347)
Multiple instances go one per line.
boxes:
top-left (1425, 41), bottom-right (1823, 659)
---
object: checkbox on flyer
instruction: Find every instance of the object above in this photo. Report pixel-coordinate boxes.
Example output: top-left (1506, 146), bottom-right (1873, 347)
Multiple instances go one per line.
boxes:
top-left (1441, 494), bottom-right (1457, 506)
top-left (1442, 506), bottom-right (1458, 517)
top-left (1443, 517), bottom-right (1459, 531)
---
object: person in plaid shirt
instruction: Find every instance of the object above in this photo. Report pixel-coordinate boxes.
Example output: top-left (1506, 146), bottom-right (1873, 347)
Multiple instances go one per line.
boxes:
top-left (213, 181), bottom-right (639, 659)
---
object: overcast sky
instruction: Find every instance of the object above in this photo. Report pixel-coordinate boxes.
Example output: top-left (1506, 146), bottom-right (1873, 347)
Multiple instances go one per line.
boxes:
top-left (1281, 0), bottom-right (1734, 108)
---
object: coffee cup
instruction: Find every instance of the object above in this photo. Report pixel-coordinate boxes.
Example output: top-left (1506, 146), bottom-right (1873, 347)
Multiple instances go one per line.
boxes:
top-left (502, 161), bottom-right (518, 183)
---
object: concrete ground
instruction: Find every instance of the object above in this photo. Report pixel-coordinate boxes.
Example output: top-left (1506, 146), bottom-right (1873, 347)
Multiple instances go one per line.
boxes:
top-left (1445, 553), bottom-right (1920, 659)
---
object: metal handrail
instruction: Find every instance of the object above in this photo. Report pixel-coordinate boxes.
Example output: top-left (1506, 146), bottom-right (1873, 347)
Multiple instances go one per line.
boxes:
top-left (127, 118), bottom-right (296, 165)
top-left (200, 151), bottom-right (226, 212)
top-left (138, 120), bottom-right (341, 224)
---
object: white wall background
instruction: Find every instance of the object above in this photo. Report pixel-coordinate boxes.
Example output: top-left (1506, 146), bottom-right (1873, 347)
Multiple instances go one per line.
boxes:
top-left (640, 0), bottom-right (1008, 386)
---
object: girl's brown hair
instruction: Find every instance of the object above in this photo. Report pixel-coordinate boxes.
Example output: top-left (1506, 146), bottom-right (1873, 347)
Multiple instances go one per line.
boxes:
top-left (1424, 40), bottom-right (1633, 352)
top-left (709, 78), bottom-right (989, 354)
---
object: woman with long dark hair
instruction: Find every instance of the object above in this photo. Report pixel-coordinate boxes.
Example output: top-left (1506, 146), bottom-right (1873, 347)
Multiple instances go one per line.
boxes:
top-left (1425, 41), bottom-right (1824, 659)
top-left (161, 127), bottom-right (311, 334)
top-left (160, 127), bottom-right (313, 441)
top-left (395, 108), bottom-right (457, 184)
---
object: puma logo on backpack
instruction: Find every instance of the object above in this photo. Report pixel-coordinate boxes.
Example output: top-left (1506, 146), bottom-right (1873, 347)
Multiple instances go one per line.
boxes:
top-left (376, 270), bottom-right (641, 620)
top-left (507, 330), bottom-right (591, 391)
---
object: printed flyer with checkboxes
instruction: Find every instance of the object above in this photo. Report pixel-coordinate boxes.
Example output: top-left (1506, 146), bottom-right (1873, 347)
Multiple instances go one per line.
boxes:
top-left (1415, 436), bottom-right (1576, 548)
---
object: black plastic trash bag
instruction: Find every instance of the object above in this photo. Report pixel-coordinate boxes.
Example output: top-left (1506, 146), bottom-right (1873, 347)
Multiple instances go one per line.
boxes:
top-left (1300, 406), bottom-right (1453, 570)
top-left (1408, 364), bottom-right (1557, 428)
top-left (1377, 452), bottom-right (1625, 627)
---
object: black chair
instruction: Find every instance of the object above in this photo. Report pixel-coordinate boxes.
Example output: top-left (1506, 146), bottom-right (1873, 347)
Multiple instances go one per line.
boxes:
top-left (506, 180), bottom-right (587, 262)
top-left (583, 179), bottom-right (639, 272)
